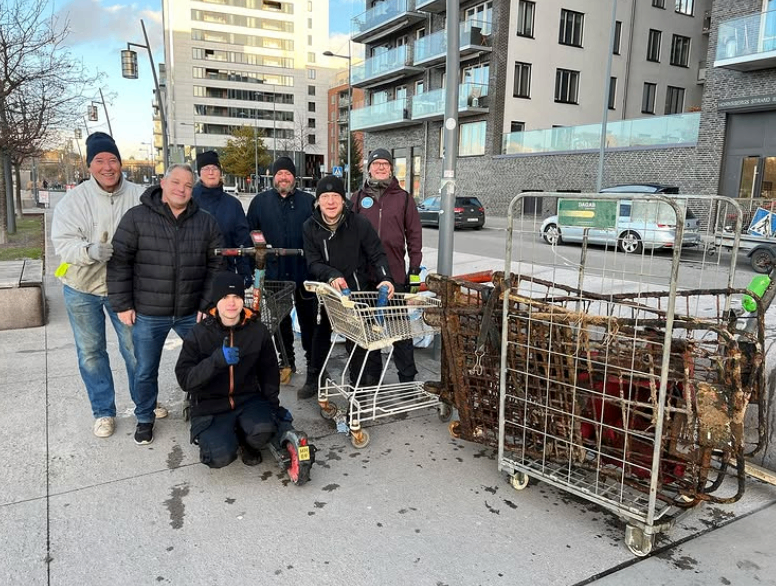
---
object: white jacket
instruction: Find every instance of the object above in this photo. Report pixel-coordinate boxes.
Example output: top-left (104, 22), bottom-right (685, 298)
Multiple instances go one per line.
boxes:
top-left (52, 176), bottom-right (143, 295)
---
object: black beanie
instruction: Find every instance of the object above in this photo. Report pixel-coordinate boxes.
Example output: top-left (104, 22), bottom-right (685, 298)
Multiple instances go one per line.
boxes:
top-left (196, 150), bottom-right (221, 172)
top-left (86, 132), bottom-right (121, 166)
top-left (271, 156), bottom-right (297, 177)
top-left (316, 175), bottom-right (346, 200)
top-left (210, 271), bottom-right (245, 303)
top-left (367, 148), bottom-right (392, 168)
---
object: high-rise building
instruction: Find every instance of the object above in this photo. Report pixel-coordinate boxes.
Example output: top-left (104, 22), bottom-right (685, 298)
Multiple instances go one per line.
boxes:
top-left (161, 0), bottom-right (333, 187)
top-left (327, 69), bottom-right (365, 189)
top-left (349, 0), bottom-right (711, 201)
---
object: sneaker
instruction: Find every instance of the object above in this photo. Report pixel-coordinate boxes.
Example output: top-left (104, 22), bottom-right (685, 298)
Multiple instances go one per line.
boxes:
top-left (134, 422), bottom-right (154, 445)
top-left (93, 417), bottom-right (115, 438)
top-left (154, 404), bottom-right (169, 419)
top-left (241, 446), bottom-right (263, 466)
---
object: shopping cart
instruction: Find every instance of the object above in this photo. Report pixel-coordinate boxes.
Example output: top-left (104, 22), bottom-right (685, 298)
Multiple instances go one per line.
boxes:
top-left (304, 281), bottom-right (443, 448)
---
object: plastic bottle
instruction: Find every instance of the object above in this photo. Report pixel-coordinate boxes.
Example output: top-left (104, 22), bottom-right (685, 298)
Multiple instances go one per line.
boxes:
top-left (742, 275), bottom-right (771, 313)
top-left (375, 284), bottom-right (389, 325)
top-left (340, 287), bottom-right (351, 297)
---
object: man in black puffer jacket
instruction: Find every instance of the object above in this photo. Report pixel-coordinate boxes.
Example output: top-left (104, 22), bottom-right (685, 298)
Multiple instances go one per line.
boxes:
top-left (108, 163), bottom-right (224, 446)
top-left (176, 271), bottom-right (281, 468)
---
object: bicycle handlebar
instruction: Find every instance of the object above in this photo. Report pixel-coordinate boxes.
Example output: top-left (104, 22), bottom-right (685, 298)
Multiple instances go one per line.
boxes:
top-left (213, 247), bottom-right (304, 257)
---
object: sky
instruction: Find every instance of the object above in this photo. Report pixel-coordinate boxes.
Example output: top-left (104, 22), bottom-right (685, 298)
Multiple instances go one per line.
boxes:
top-left (51, 0), bottom-right (361, 161)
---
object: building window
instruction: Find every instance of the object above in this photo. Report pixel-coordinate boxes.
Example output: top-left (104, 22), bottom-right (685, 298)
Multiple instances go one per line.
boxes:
top-left (652, 0), bottom-right (665, 8)
top-left (308, 85), bottom-right (315, 96)
top-left (307, 1), bottom-right (312, 10)
top-left (308, 18), bottom-right (312, 29)
top-left (308, 35), bottom-right (312, 46)
top-left (465, 1), bottom-right (493, 35)
top-left (415, 80), bottom-right (424, 94)
top-left (671, 34), bottom-right (691, 67)
top-left (308, 52), bottom-right (316, 63)
top-left (460, 121), bottom-right (486, 156)
top-left (554, 68), bottom-right (580, 104)
top-left (307, 68), bottom-right (316, 80)
top-left (308, 118), bottom-right (315, 128)
top-left (608, 77), bottom-right (617, 110)
top-left (513, 62), bottom-right (531, 98)
top-left (665, 86), bottom-right (685, 114)
top-left (642, 82), bottom-right (657, 114)
top-left (559, 9), bottom-right (584, 47)
top-left (308, 134), bottom-right (316, 144)
top-left (647, 29), bottom-right (662, 62)
top-left (416, 28), bottom-right (426, 39)
top-left (517, 1), bottom-right (535, 38)
top-left (510, 121), bottom-right (525, 133)
top-left (308, 101), bottom-right (315, 112)
top-left (613, 21), bottom-right (622, 55)
top-left (675, 0), bottom-right (694, 16)
top-left (462, 63), bottom-right (489, 85)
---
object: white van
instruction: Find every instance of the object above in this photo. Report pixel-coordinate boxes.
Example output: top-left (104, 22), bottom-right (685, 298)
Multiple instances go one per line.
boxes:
top-left (223, 184), bottom-right (238, 196)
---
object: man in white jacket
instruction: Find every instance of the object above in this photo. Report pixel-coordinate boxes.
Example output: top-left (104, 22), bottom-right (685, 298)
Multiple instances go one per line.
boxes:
top-left (52, 132), bottom-right (163, 438)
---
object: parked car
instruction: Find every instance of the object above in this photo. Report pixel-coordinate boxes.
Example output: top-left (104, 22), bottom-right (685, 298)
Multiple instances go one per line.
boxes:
top-left (223, 184), bottom-right (239, 195)
top-left (540, 196), bottom-right (700, 254)
top-left (599, 184), bottom-right (679, 195)
top-left (418, 196), bottom-right (485, 229)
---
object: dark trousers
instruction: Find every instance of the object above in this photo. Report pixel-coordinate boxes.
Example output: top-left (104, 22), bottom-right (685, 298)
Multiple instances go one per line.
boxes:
top-left (275, 284), bottom-right (317, 370)
top-left (190, 397), bottom-right (276, 469)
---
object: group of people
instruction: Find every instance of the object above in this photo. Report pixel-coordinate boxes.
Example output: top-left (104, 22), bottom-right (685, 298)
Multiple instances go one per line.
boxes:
top-left (52, 131), bottom-right (423, 469)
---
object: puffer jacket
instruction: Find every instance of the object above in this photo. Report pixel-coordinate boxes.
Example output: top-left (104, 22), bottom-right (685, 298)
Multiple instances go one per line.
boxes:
top-left (175, 308), bottom-right (280, 418)
top-left (246, 187), bottom-right (315, 285)
top-left (107, 185), bottom-right (224, 316)
top-left (51, 176), bottom-right (143, 295)
top-left (192, 183), bottom-right (252, 281)
top-left (302, 205), bottom-right (392, 291)
top-left (351, 176), bottom-right (422, 286)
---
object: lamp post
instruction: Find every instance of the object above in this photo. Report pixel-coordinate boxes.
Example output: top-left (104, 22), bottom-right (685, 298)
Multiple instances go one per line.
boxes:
top-left (121, 19), bottom-right (169, 172)
top-left (324, 48), bottom-right (352, 194)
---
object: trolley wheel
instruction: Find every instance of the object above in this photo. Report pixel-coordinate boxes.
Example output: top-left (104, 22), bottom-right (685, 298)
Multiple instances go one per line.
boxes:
top-left (350, 429), bottom-right (370, 449)
top-left (448, 421), bottom-right (461, 439)
top-left (319, 402), bottom-right (338, 421)
top-left (624, 524), bottom-right (654, 557)
top-left (510, 472), bottom-right (530, 491)
top-left (285, 441), bottom-right (311, 486)
top-left (438, 402), bottom-right (453, 423)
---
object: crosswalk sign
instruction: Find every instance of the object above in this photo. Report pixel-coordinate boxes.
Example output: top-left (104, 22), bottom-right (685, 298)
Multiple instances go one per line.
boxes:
top-left (333, 166), bottom-right (343, 177)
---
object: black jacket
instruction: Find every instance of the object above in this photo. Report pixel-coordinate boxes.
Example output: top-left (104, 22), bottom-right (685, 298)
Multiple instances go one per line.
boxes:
top-left (108, 185), bottom-right (224, 316)
top-left (302, 206), bottom-right (392, 291)
top-left (246, 187), bottom-right (315, 285)
top-left (175, 308), bottom-right (280, 418)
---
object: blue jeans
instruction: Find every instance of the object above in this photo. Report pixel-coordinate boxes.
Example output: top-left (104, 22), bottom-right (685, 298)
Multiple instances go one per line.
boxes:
top-left (132, 313), bottom-right (197, 423)
top-left (62, 285), bottom-right (136, 418)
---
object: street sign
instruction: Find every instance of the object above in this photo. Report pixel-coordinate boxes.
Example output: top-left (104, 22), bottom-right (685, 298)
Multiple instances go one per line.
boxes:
top-left (333, 166), bottom-right (343, 177)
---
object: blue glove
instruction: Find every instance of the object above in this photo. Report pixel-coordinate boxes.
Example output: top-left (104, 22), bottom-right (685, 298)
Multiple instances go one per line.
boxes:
top-left (222, 337), bottom-right (240, 365)
top-left (275, 406), bottom-right (294, 423)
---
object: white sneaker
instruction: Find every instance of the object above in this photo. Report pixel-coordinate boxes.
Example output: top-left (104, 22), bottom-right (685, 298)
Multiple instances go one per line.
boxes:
top-left (93, 417), bottom-right (115, 438)
top-left (154, 405), bottom-right (169, 419)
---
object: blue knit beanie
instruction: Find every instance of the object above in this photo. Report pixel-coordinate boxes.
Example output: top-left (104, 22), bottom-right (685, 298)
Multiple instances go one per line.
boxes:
top-left (86, 132), bottom-right (121, 166)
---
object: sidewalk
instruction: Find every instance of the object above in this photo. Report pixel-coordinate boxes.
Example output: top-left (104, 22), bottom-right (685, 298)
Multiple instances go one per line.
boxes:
top-left (2, 193), bottom-right (776, 586)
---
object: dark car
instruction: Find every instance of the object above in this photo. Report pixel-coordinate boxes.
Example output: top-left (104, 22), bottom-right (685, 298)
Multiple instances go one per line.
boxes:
top-left (418, 196), bottom-right (485, 229)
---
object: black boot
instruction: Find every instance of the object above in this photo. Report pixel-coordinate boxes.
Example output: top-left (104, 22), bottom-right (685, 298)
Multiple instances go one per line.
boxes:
top-left (297, 370), bottom-right (319, 399)
top-left (240, 444), bottom-right (263, 466)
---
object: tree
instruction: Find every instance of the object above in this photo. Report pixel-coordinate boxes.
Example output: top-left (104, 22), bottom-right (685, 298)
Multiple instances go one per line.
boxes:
top-left (220, 126), bottom-right (271, 189)
top-left (339, 133), bottom-right (363, 193)
top-left (0, 0), bottom-right (100, 241)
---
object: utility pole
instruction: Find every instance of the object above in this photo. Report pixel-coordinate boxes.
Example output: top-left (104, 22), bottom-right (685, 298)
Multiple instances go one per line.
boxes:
top-left (596, 0), bottom-right (618, 192)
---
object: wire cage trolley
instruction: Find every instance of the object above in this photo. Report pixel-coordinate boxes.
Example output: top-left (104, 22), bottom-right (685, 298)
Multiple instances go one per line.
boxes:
top-left (494, 193), bottom-right (767, 556)
top-left (304, 281), bottom-right (442, 448)
top-left (245, 280), bottom-right (295, 335)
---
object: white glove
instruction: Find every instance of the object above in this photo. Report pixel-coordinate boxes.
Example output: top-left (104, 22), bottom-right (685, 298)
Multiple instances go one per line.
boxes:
top-left (87, 242), bottom-right (113, 262)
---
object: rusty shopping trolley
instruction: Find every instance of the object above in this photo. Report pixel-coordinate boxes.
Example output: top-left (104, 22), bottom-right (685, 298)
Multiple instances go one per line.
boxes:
top-left (304, 281), bottom-right (442, 448)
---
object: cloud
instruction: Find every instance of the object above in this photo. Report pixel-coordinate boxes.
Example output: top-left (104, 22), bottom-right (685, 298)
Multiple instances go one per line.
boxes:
top-left (326, 33), bottom-right (365, 62)
top-left (56, 0), bottom-right (162, 50)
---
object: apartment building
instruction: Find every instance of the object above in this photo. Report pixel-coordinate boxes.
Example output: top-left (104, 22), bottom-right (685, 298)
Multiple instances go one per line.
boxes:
top-left (350, 0), bottom-right (711, 201)
top-left (161, 0), bottom-right (334, 183)
top-left (327, 69), bottom-right (365, 186)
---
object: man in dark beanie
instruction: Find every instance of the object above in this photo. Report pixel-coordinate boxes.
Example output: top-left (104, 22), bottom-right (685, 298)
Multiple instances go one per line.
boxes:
top-left (176, 271), bottom-right (287, 468)
top-left (192, 150), bottom-right (251, 287)
top-left (351, 148), bottom-right (423, 383)
top-left (52, 132), bottom-right (170, 439)
top-left (247, 156), bottom-right (317, 396)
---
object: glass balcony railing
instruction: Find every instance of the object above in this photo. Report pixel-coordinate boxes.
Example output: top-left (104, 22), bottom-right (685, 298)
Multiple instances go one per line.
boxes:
top-left (352, 0), bottom-right (424, 42)
top-left (351, 45), bottom-right (419, 86)
top-left (411, 83), bottom-right (489, 120)
top-left (351, 98), bottom-right (411, 131)
top-left (416, 0), bottom-right (445, 12)
top-left (501, 112), bottom-right (700, 155)
top-left (413, 21), bottom-right (492, 65)
top-left (715, 9), bottom-right (776, 70)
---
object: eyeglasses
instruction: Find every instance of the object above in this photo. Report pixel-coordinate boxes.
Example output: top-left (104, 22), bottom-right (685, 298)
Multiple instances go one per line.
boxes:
top-left (200, 165), bottom-right (220, 173)
top-left (319, 193), bottom-right (342, 201)
top-left (371, 162), bottom-right (391, 169)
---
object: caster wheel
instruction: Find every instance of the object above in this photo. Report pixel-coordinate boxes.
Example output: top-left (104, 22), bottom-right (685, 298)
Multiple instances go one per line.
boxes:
top-left (350, 429), bottom-right (370, 449)
top-left (510, 472), bottom-right (530, 491)
top-left (285, 440), bottom-right (312, 486)
top-left (448, 421), bottom-right (461, 439)
top-left (438, 402), bottom-right (453, 423)
top-left (319, 402), bottom-right (338, 421)
top-left (624, 524), bottom-right (654, 557)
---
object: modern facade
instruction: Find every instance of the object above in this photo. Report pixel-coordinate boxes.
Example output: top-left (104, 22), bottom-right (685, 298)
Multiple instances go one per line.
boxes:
top-left (326, 69), bottom-right (365, 181)
top-left (161, 0), bottom-right (334, 185)
top-left (349, 0), bottom-right (711, 202)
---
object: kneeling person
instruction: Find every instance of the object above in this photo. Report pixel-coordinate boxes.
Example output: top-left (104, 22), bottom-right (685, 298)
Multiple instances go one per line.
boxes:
top-left (175, 271), bottom-right (281, 468)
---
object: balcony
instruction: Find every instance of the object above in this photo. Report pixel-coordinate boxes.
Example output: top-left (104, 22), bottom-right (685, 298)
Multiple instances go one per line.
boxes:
top-left (338, 96), bottom-right (351, 108)
top-left (501, 112), bottom-right (700, 155)
top-left (351, 0), bottom-right (425, 45)
top-left (351, 98), bottom-right (413, 132)
top-left (351, 45), bottom-right (423, 89)
top-left (411, 83), bottom-right (489, 121)
top-left (416, 0), bottom-right (445, 13)
top-left (715, 9), bottom-right (776, 71)
top-left (413, 22), bottom-right (492, 67)
top-left (698, 61), bottom-right (707, 83)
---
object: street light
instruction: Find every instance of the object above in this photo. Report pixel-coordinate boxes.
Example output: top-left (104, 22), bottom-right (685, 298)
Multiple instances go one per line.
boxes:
top-left (324, 47), bottom-right (352, 194)
top-left (121, 19), bottom-right (169, 172)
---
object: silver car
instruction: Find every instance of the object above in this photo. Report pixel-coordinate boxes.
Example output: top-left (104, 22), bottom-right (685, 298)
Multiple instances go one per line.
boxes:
top-left (540, 199), bottom-right (701, 254)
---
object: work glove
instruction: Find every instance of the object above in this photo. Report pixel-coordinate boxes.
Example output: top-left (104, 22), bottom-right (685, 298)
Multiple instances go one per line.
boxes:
top-left (221, 337), bottom-right (240, 366)
top-left (275, 406), bottom-right (294, 424)
top-left (408, 267), bottom-right (422, 294)
top-left (87, 242), bottom-right (113, 262)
